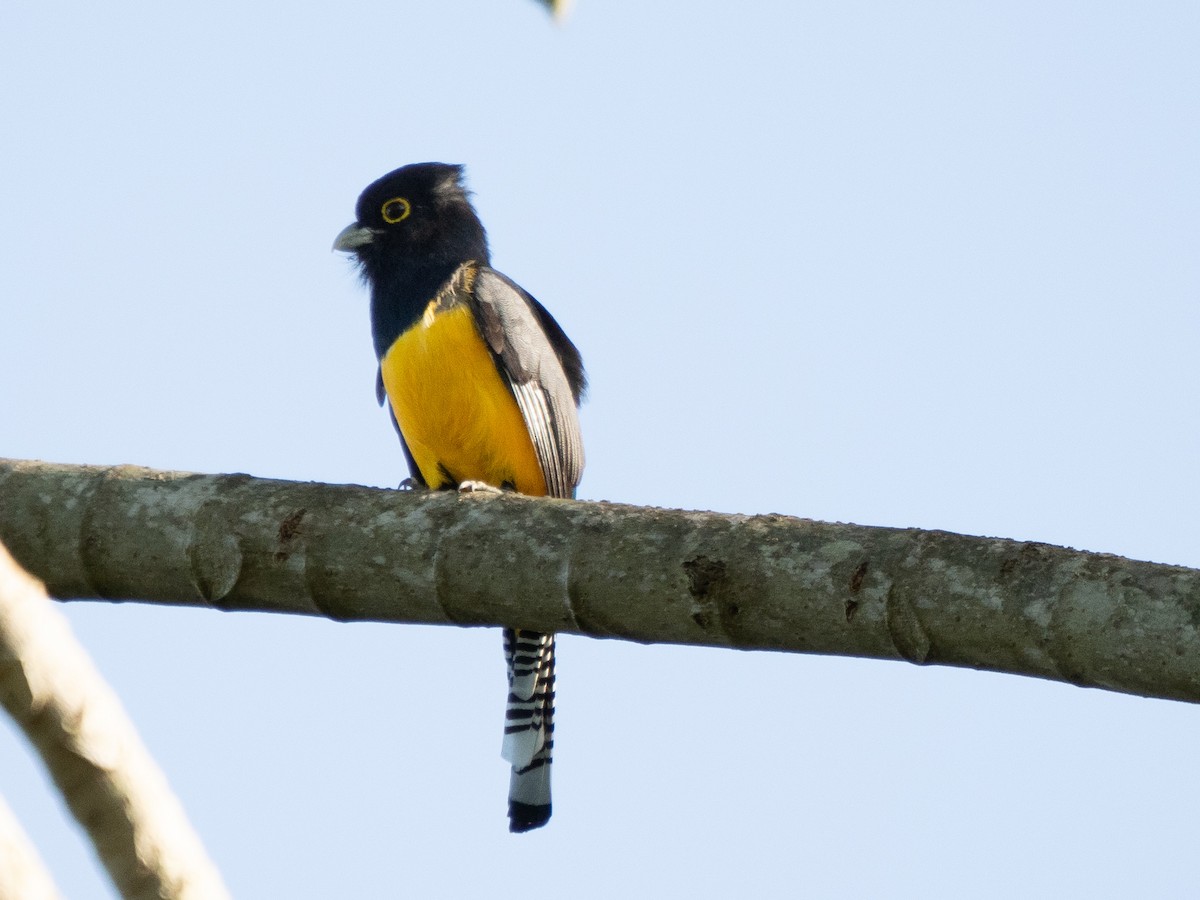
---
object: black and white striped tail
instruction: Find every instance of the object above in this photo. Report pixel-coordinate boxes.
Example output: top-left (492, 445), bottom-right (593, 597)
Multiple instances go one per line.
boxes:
top-left (502, 628), bottom-right (555, 833)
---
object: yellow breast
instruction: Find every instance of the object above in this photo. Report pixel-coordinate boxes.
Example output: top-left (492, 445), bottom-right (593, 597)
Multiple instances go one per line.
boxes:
top-left (380, 302), bottom-right (547, 496)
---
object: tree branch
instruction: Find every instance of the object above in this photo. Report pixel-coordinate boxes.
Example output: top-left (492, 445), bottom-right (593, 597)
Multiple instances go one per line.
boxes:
top-left (0, 536), bottom-right (231, 900)
top-left (1, 457), bottom-right (1198, 706)
top-left (0, 792), bottom-right (62, 900)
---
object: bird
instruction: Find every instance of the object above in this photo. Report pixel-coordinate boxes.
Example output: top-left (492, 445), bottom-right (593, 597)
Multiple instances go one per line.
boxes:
top-left (333, 163), bottom-right (586, 832)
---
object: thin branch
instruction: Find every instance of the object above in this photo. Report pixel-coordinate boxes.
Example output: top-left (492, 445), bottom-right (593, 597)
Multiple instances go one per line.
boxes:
top-left (0, 792), bottom-right (62, 900)
top-left (0, 536), bottom-right (231, 900)
top-left (1, 458), bottom-right (1199, 706)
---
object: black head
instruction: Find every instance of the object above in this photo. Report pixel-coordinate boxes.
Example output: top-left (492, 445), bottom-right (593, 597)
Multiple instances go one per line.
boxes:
top-left (333, 162), bottom-right (491, 287)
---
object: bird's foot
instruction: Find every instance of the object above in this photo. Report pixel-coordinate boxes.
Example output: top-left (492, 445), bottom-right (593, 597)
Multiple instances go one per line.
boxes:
top-left (457, 480), bottom-right (503, 494)
top-left (398, 477), bottom-right (426, 491)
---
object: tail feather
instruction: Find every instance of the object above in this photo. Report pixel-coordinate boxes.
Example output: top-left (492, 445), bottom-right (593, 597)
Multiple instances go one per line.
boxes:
top-left (503, 628), bottom-right (554, 832)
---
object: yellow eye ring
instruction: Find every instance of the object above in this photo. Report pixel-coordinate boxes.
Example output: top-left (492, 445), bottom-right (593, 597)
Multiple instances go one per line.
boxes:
top-left (381, 197), bottom-right (411, 224)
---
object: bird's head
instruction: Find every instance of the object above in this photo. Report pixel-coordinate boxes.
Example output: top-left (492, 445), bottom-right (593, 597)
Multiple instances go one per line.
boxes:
top-left (333, 162), bottom-right (490, 285)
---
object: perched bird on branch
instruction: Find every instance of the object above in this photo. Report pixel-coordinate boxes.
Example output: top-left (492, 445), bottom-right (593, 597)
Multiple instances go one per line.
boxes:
top-left (334, 163), bottom-right (586, 832)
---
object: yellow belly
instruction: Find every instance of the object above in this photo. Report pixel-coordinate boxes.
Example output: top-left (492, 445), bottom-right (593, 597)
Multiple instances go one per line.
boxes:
top-left (380, 303), bottom-right (548, 496)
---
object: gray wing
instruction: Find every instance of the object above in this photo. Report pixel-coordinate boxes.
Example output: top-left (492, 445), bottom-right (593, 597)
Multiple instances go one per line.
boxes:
top-left (471, 267), bottom-right (585, 499)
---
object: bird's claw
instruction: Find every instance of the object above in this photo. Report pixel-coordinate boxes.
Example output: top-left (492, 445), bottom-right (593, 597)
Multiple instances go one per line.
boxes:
top-left (457, 480), bottom-right (503, 494)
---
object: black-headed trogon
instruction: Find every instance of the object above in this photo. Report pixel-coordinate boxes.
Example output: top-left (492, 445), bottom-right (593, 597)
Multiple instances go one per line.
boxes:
top-left (334, 163), bottom-right (585, 832)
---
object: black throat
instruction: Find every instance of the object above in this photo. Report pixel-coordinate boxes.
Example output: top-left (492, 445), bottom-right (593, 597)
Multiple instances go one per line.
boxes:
top-left (366, 231), bottom-right (490, 360)
top-left (368, 258), bottom-right (462, 359)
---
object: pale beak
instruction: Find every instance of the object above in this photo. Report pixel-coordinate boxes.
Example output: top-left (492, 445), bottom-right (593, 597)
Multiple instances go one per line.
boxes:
top-left (332, 222), bottom-right (377, 252)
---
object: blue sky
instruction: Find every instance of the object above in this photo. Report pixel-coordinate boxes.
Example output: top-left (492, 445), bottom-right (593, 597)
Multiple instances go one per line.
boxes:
top-left (2, 2), bottom-right (1199, 896)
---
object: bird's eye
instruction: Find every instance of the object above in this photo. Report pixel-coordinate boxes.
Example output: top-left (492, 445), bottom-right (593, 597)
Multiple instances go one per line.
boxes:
top-left (381, 197), bottom-right (411, 224)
